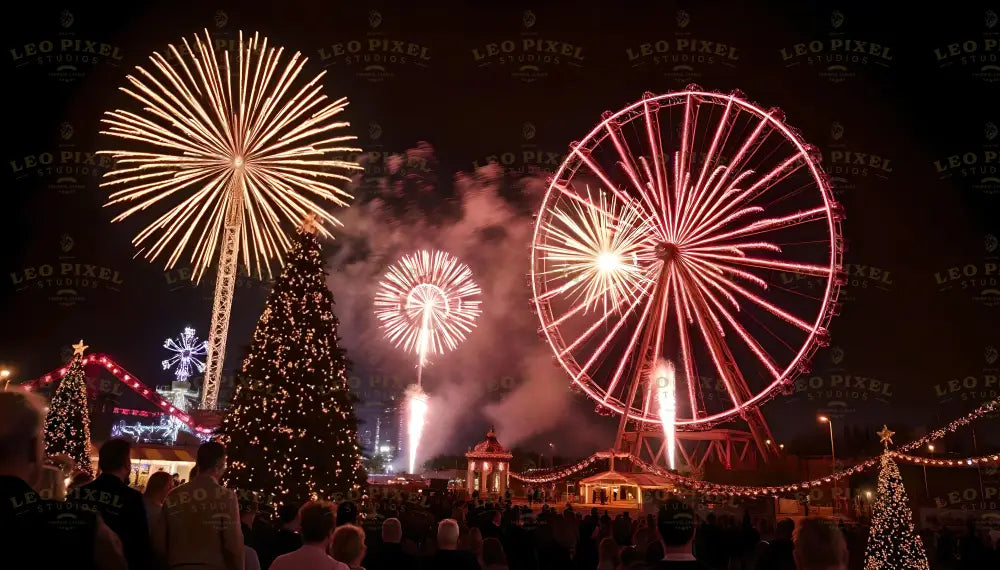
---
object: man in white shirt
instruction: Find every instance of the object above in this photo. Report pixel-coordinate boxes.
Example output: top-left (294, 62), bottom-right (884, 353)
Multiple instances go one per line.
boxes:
top-left (155, 441), bottom-right (244, 570)
top-left (270, 501), bottom-right (348, 570)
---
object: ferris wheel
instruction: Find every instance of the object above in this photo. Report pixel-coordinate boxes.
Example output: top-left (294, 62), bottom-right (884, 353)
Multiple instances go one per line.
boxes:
top-left (530, 88), bottom-right (844, 443)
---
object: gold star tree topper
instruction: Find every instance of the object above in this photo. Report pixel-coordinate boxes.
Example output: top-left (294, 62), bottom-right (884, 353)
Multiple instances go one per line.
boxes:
top-left (300, 212), bottom-right (320, 235)
top-left (72, 340), bottom-right (89, 356)
top-left (877, 425), bottom-right (895, 448)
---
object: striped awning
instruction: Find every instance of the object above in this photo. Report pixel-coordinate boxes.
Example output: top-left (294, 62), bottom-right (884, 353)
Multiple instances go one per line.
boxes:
top-left (131, 446), bottom-right (196, 463)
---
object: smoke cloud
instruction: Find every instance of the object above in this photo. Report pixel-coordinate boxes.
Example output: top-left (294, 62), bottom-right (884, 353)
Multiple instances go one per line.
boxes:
top-left (326, 149), bottom-right (612, 465)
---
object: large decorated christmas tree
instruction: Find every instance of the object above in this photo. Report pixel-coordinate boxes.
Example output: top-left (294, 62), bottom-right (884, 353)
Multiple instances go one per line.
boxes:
top-left (44, 340), bottom-right (94, 476)
top-left (864, 425), bottom-right (929, 570)
top-left (218, 217), bottom-right (366, 508)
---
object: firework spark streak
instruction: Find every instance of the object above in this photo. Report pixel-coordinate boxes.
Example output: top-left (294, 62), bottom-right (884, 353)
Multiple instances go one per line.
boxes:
top-left (654, 360), bottom-right (677, 470)
top-left (162, 327), bottom-right (207, 383)
top-left (374, 250), bottom-right (483, 371)
top-left (531, 90), bottom-right (843, 432)
top-left (100, 29), bottom-right (362, 279)
top-left (100, 29), bottom-right (362, 409)
top-left (405, 384), bottom-right (429, 474)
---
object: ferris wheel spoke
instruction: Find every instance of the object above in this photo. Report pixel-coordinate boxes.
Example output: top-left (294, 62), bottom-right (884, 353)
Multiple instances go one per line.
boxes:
top-left (558, 277), bottom-right (650, 358)
top-left (687, 252), bottom-right (830, 278)
top-left (642, 100), bottom-right (674, 240)
top-left (669, 272), bottom-right (702, 420)
top-left (572, 277), bottom-right (657, 393)
top-left (682, 154), bottom-right (804, 245)
top-left (683, 206), bottom-right (829, 250)
top-left (675, 268), bottom-right (745, 411)
top-left (687, 114), bottom-right (770, 226)
top-left (571, 146), bottom-right (640, 219)
top-left (552, 183), bottom-right (627, 225)
top-left (604, 119), bottom-right (646, 197)
top-left (674, 94), bottom-right (697, 223)
top-left (678, 170), bottom-right (755, 244)
top-left (684, 256), bottom-right (814, 332)
top-left (678, 97), bottom-right (734, 240)
top-left (683, 262), bottom-right (782, 379)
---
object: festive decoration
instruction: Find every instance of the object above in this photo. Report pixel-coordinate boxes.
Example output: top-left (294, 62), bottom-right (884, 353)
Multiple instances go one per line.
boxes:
top-left (898, 396), bottom-right (1000, 452)
top-left (530, 88), bottom-right (844, 436)
top-left (162, 327), bottom-right (207, 383)
top-left (72, 340), bottom-right (89, 356)
top-left (891, 451), bottom-right (1000, 467)
top-left (218, 224), bottom-right (366, 509)
top-left (877, 425), bottom-right (895, 447)
top-left (26, 354), bottom-right (213, 435)
top-left (43, 342), bottom-right (93, 476)
top-left (864, 452), bottom-right (929, 570)
top-left (101, 29), bottom-right (362, 410)
top-left (374, 250), bottom-right (482, 473)
top-left (111, 418), bottom-right (177, 443)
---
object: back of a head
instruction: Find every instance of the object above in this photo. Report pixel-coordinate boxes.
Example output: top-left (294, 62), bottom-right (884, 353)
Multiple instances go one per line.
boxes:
top-left (0, 390), bottom-right (47, 472)
top-left (336, 500), bottom-right (358, 526)
top-left (598, 536), bottom-right (620, 562)
top-left (657, 499), bottom-right (696, 547)
top-left (238, 491), bottom-right (259, 515)
top-left (145, 471), bottom-right (173, 497)
top-left (97, 438), bottom-right (132, 474)
top-left (794, 517), bottom-right (848, 570)
top-left (196, 441), bottom-right (226, 472)
top-left (331, 524), bottom-right (366, 565)
top-left (776, 517), bottom-right (795, 540)
top-left (382, 517), bottom-right (402, 543)
top-left (482, 537), bottom-right (507, 565)
top-left (437, 518), bottom-right (460, 548)
top-left (278, 501), bottom-right (300, 525)
top-left (298, 501), bottom-right (337, 544)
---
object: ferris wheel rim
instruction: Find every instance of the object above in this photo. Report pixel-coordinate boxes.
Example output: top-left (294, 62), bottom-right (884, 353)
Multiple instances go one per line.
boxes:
top-left (529, 88), bottom-right (844, 428)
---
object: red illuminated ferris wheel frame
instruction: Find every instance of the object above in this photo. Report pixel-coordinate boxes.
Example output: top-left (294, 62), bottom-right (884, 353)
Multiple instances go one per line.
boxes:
top-left (530, 87), bottom-right (845, 429)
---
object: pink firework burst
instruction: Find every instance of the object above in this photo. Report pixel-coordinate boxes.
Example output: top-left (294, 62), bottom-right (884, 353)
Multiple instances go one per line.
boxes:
top-left (374, 250), bottom-right (483, 369)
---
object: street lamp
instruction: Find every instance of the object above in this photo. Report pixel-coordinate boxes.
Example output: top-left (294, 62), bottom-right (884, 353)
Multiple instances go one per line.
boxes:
top-left (819, 415), bottom-right (836, 515)
top-left (1, 369), bottom-right (10, 391)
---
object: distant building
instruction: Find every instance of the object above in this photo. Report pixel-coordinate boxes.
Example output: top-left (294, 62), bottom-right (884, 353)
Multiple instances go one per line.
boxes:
top-left (358, 396), bottom-right (403, 466)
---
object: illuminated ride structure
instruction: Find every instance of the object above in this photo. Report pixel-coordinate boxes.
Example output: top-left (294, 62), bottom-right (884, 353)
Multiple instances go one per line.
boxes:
top-left (530, 87), bottom-right (845, 474)
top-left (24, 353), bottom-right (215, 437)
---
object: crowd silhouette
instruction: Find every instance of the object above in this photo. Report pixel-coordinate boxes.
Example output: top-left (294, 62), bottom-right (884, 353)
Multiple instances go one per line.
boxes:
top-left (2, 389), bottom-right (999, 569)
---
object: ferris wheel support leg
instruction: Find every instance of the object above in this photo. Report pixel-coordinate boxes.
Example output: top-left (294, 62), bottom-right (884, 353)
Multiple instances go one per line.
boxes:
top-left (744, 406), bottom-right (776, 462)
top-left (201, 194), bottom-right (244, 410)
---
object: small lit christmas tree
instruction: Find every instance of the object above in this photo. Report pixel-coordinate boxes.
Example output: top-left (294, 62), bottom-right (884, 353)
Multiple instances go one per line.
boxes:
top-left (218, 215), bottom-right (366, 509)
top-left (864, 425), bottom-right (929, 570)
top-left (44, 340), bottom-right (94, 476)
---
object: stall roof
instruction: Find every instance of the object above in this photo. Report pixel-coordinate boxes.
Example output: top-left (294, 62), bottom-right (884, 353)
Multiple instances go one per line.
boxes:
top-left (579, 470), bottom-right (674, 489)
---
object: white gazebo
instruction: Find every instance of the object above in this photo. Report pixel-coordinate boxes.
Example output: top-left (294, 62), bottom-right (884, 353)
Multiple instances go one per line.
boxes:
top-left (465, 426), bottom-right (513, 499)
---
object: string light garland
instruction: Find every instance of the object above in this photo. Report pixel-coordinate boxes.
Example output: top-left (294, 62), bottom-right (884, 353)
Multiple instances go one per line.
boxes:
top-left (43, 341), bottom-right (94, 476)
top-left (897, 397), bottom-right (999, 453)
top-left (889, 451), bottom-right (1000, 468)
top-left (511, 399), bottom-right (1000, 495)
top-left (217, 221), bottom-right (366, 511)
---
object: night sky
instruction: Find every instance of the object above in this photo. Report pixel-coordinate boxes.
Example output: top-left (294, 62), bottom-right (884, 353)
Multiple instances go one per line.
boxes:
top-left (1, 1), bottom-right (997, 468)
